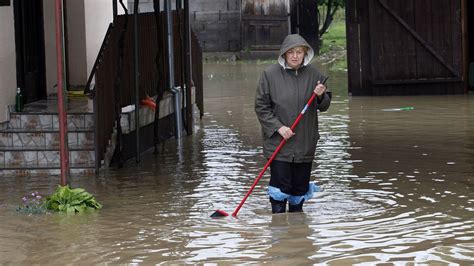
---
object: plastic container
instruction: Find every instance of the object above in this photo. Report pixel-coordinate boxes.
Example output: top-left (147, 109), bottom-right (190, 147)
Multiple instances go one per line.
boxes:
top-left (382, 106), bottom-right (414, 112)
top-left (15, 87), bottom-right (24, 112)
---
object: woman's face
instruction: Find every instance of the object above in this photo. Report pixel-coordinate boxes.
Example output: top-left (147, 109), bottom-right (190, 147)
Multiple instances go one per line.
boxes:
top-left (284, 46), bottom-right (306, 69)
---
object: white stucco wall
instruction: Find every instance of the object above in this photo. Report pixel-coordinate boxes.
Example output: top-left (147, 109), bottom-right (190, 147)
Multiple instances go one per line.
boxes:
top-left (84, 0), bottom-right (114, 77)
top-left (0, 5), bottom-right (17, 123)
top-left (43, 0), bottom-right (113, 95)
top-left (66, 0), bottom-right (87, 86)
top-left (43, 1), bottom-right (57, 95)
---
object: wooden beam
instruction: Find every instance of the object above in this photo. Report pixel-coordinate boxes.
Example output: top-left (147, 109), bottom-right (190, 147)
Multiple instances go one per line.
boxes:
top-left (377, 0), bottom-right (461, 78)
top-left (371, 77), bottom-right (462, 85)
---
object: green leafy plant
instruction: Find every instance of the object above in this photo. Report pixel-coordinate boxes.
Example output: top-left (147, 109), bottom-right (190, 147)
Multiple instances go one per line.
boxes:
top-left (16, 191), bottom-right (48, 215)
top-left (44, 185), bottom-right (102, 214)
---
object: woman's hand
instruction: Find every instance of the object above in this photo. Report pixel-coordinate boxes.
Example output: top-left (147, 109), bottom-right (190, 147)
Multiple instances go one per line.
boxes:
top-left (314, 80), bottom-right (327, 97)
top-left (278, 126), bottom-right (295, 140)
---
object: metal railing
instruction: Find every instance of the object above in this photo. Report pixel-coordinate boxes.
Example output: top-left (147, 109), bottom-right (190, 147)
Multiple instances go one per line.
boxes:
top-left (85, 11), bottom-right (203, 171)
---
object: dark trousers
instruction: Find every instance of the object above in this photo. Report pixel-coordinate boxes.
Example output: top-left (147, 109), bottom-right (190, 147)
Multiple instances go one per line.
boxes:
top-left (269, 160), bottom-right (312, 196)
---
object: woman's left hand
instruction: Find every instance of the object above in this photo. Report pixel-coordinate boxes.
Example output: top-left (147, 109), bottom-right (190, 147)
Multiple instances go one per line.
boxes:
top-left (314, 81), bottom-right (326, 97)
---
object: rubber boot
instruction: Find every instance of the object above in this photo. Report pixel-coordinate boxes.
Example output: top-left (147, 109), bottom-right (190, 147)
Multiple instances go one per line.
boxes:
top-left (270, 197), bottom-right (287, 214)
top-left (289, 199), bottom-right (304, 213)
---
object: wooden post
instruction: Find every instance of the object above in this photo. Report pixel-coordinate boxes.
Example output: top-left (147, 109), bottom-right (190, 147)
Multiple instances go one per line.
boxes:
top-left (290, 0), bottom-right (319, 53)
top-left (184, 0), bottom-right (192, 135)
top-left (133, 0), bottom-right (140, 163)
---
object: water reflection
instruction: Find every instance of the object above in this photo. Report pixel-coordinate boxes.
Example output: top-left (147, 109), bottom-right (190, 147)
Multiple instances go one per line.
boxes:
top-left (0, 61), bottom-right (473, 264)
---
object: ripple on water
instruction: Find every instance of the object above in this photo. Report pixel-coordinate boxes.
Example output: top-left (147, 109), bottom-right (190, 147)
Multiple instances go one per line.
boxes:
top-left (1, 64), bottom-right (474, 264)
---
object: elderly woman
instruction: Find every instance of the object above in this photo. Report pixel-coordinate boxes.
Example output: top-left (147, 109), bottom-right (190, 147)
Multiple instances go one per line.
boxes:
top-left (255, 34), bottom-right (331, 213)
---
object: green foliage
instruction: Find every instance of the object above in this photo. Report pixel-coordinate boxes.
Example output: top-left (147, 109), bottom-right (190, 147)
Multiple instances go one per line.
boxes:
top-left (318, 0), bottom-right (345, 8)
top-left (318, 0), bottom-right (345, 37)
top-left (319, 9), bottom-right (347, 72)
top-left (319, 13), bottom-right (346, 55)
top-left (329, 56), bottom-right (348, 72)
top-left (44, 185), bottom-right (102, 214)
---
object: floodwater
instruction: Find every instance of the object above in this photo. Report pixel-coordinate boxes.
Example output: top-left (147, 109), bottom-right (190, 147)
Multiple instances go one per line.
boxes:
top-left (1, 60), bottom-right (474, 264)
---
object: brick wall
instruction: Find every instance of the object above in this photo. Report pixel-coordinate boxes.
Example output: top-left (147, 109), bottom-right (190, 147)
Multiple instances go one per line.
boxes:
top-left (190, 0), bottom-right (241, 52)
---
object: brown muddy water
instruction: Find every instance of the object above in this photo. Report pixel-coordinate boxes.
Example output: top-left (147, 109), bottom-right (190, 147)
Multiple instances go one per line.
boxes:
top-left (1, 61), bottom-right (473, 264)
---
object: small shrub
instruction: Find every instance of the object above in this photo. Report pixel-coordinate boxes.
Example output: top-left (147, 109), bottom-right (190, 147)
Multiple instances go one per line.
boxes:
top-left (44, 185), bottom-right (102, 214)
top-left (16, 191), bottom-right (48, 215)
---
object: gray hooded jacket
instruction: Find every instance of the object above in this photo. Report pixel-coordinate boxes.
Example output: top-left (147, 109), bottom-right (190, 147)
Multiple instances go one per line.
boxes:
top-left (255, 34), bottom-right (331, 163)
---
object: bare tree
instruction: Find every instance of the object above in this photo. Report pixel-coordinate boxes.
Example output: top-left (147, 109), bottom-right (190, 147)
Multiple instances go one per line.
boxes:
top-left (318, 0), bottom-right (344, 37)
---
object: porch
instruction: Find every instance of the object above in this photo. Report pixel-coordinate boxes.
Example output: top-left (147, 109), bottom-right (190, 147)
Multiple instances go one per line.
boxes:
top-left (0, 2), bottom-right (204, 177)
top-left (0, 87), bottom-right (190, 176)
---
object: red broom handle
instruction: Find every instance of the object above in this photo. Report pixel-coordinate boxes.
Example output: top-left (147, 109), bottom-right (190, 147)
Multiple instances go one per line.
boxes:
top-left (231, 92), bottom-right (319, 217)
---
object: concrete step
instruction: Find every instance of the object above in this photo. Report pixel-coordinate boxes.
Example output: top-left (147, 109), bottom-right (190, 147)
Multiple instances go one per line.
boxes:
top-left (8, 112), bottom-right (94, 131)
top-left (0, 110), bottom-right (96, 176)
top-left (0, 129), bottom-right (94, 148)
top-left (0, 167), bottom-right (95, 177)
top-left (0, 149), bottom-right (95, 168)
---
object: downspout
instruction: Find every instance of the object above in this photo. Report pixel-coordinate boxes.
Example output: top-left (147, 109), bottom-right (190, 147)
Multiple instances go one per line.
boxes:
top-left (55, 0), bottom-right (69, 186)
top-left (165, 0), bottom-right (183, 139)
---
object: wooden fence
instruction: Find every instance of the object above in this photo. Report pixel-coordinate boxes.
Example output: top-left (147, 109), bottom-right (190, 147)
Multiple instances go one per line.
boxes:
top-left (346, 0), bottom-right (465, 95)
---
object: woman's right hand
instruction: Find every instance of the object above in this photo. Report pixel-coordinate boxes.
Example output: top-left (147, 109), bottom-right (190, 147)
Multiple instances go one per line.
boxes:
top-left (278, 126), bottom-right (295, 140)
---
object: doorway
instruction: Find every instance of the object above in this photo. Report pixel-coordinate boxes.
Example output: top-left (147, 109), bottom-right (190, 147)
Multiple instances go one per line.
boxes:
top-left (13, 0), bottom-right (47, 103)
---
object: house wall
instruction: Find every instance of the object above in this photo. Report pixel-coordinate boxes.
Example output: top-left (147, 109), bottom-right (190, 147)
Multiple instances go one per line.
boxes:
top-left (42, 1), bottom-right (57, 95)
top-left (66, 0), bottom-right (87, 86)
top-left (126, 0), bottom-right (163, 13)
top-left (0, 5), bottom-right (17, 123)
top-left (43, 0), bottom-right (113, 95)
top-left (126, 0), bottom-right (241, 52)
top-left (190, 0), bottom-right (241, 52)
top-left (84, 0), bottom-right (114, 79)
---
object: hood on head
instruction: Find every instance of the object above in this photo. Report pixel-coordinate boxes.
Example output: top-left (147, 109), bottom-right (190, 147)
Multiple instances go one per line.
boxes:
top-left (278, 34), bottom-right (314, 68)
